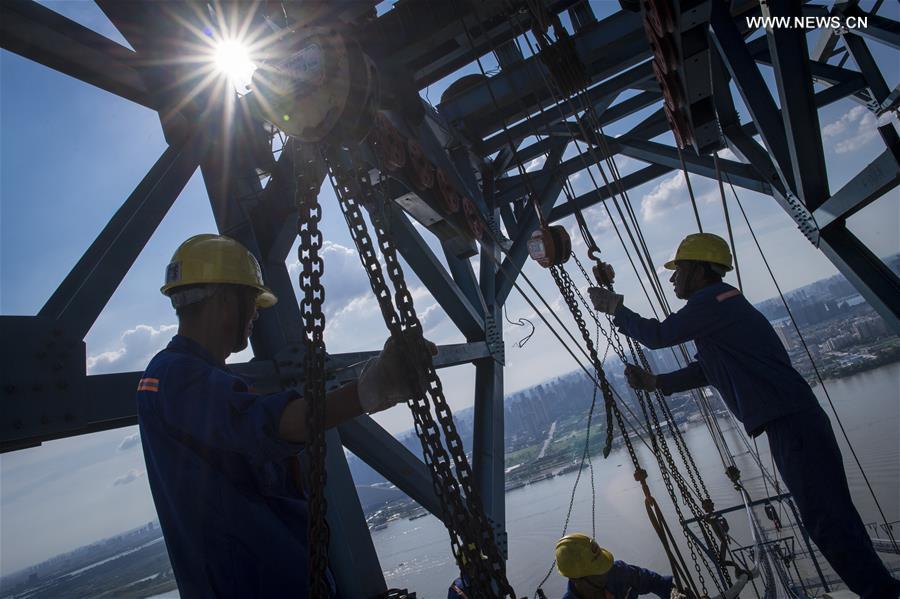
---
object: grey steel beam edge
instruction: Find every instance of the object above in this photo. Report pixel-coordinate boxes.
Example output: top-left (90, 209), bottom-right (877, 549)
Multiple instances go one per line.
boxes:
top-left (710, 0), bottom-right (795, 192)
top-left (762, 0), bottom-right (830, 211)
top-left (324, 428), bottom-right (388, 597)
top-left (0, 0), bottom-right (156, 110)
top-left (818, 226), bottom-right (900, 334)
top-left (814, 150), bottom-right (900, 230)
top-left (39, 131), bottom-right (207, 340)
top-left (337, 416), bottom-right (442, 517)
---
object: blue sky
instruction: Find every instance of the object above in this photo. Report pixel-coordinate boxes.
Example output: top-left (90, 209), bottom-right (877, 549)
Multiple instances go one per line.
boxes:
top-left (1, 0), bottom-right (898, 577)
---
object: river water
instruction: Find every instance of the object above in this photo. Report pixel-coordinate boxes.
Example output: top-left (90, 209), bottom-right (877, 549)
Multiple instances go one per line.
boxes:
top-left (374, 363), bottom-right (900, 598)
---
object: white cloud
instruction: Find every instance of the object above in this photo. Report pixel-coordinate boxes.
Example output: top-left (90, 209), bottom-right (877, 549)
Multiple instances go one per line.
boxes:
top-left (87, 324), bottom-right (177, 375)
top-left (112, 469), bottom-right (145, 487)
top-left (117, 433), bottom-right (140, 452)
top-left (822, 105), bottom-right (879, 155)
top-left (640, 173), bottom-right (686, 220)
top-left (288, 240), bottom-right (374, 322)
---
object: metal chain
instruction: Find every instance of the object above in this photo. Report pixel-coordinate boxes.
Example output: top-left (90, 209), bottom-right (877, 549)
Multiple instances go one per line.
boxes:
top-left (294, 145), bottom-right (331, 598)
top-left (568, 257), bottom-right (733, 591)
top-left (324, 148), bottom-right (515, 598)
top-left (556, 263), bottom-right (723, 595)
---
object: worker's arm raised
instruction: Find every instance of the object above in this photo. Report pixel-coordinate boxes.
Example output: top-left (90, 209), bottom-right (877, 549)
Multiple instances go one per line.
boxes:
top-left (612, 297), bottom-right (728, 349)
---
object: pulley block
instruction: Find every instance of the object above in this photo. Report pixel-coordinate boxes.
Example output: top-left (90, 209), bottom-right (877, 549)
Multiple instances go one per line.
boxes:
top-left (653, 59), bottom-right (685, 112)
top-left (371, 113), bottom-right (407, 171)
top-left (406, 139), bottom-right (435, 191)
top-left (436, 168), bottom-right (461, 213)
top-left (663, 103), bottom-right (693, 149)
top-left (643, 19), bottom-right (678, 75)
top-left (250, 28), bottom-right (379, 143)
top-left (462, 197), bottom-right (485, 241)
top-left (527, 225), bottom-right (571, 268)
top-left (643, 0), bottom-right (675, 37)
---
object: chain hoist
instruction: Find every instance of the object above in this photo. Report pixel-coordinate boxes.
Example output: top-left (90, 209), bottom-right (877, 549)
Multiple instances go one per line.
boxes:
top-left (324, 147), bottom-right (515, 598)
top-left (293, 144), bottom-right (331, 598)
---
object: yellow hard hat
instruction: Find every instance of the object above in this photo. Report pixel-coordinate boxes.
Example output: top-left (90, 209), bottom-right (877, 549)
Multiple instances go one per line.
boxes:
top-left (664, 233), bottom-right (733, 271)
top-left (555, 533), bottom-right (614, 579)
top-left (161, 234), bottom-right (277, 307)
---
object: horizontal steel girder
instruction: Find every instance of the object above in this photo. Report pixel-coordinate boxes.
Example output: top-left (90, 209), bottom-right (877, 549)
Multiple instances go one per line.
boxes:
top-left (1, 0), bottom-right (156, 109)
top-left (438, 9), bottom-right (649, 140)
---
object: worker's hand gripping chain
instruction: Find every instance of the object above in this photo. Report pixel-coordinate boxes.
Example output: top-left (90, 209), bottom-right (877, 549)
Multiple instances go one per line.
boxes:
top-left (294, 147), bottom-right (331, 598)
top-left (325, 148), bottom-right (515, 598)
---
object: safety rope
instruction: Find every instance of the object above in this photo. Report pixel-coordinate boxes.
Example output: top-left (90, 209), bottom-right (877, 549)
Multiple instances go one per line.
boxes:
top-left (678, 147), bottom-right (704, 233)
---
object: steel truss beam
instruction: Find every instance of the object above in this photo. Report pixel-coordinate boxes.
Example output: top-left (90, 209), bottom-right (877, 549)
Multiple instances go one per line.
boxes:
top-left (39, 131), bottom-right (207, 340)
top-left (438, 9), bottom-right (649, 140)
top-left (0, 0), bottom-right (156, 109)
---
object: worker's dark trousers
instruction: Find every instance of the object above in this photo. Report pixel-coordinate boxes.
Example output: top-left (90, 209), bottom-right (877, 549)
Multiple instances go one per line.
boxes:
top-left (767, 406), bottom-right (900, 599)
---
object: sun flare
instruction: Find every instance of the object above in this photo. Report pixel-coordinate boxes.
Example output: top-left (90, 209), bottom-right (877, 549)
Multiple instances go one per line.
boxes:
top-left (213, 39), bottom-right (256, 93)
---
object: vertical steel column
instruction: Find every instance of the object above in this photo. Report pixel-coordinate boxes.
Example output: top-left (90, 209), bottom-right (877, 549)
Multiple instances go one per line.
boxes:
top-left (324, 428), bottom-right (388, 597)
top-left (473, 233), bottom-right (507, 557)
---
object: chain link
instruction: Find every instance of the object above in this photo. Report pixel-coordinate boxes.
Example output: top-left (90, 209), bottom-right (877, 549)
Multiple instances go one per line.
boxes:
top-left (294, 145), bottom-right (331, 598)
top-left (324, 148), bottom-right (515, 598)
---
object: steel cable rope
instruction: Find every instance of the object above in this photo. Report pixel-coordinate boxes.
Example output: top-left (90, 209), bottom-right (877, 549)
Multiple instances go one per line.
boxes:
top-left (724, 172), bottom-right (900, 553)
top-left (532, 318), bottom-right (604, 595)
top-left (501, 14), bottom-right (737, 481)
top-left (454, 8), bottom-right (635, 467)
top-left (678, 147), bottom-right (704, 233)
top-left (456, 5), bottom-right (735, 592)
top-left (713, 153), bottom-right (743, 293)
top-left (490, 10), bottom-right (735, 589)
top-left (457, 8), bottom-right (668, 323)
top-left (505, 26), bottom-right (736, 586)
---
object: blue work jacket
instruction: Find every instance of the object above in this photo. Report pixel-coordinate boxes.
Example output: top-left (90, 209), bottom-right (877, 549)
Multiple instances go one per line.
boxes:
top-left (561, 560), bottom-right (673, 598)
top-left (613, 282), bottom-right (818, 436)
top-left (137, 335), bottom-right (335, 598)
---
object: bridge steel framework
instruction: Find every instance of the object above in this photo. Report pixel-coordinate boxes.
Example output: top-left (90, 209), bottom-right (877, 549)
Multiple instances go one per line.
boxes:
top-left (1, 0), bottom-right (898, 596)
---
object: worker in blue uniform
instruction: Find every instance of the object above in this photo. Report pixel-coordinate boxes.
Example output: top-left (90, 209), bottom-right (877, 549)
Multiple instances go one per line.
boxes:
top-left (138, 234), bottom-right (429, 598)
top-left (555, 533), bottom-right (673, 598)
top-left (589, 233), bottom-right (900, 599)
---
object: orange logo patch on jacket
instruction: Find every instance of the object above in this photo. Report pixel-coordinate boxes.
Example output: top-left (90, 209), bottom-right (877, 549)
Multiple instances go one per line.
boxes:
top-left (716, 289), bottom-right (741, 302)
top-left (137, 377), bottom-right (160, 392)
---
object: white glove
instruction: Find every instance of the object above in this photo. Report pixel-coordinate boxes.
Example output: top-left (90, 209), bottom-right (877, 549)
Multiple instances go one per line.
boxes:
top-left (358, 331), bottom-right (437, 414)
top-left (588, 286), bottom-right (623, 315)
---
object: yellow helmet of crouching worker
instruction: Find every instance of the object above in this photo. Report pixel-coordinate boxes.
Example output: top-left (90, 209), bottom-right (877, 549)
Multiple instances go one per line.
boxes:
top-left (664, 233), bottom-right (733, 271)
top-left (160, 234), bottom-right (277, 307)
top-left (555, 533), bottom-right (614, 579)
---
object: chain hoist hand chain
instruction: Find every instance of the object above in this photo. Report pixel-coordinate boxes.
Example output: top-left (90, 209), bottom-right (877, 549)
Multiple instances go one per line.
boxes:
top-left (295, 146), bottom-right (331, 598)
top-left (549, 265), bottom-right (618, 458)
top-left (565, 260), bottom-right (721, 594)
top-left (323, 148), bottom-right (515, 598)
